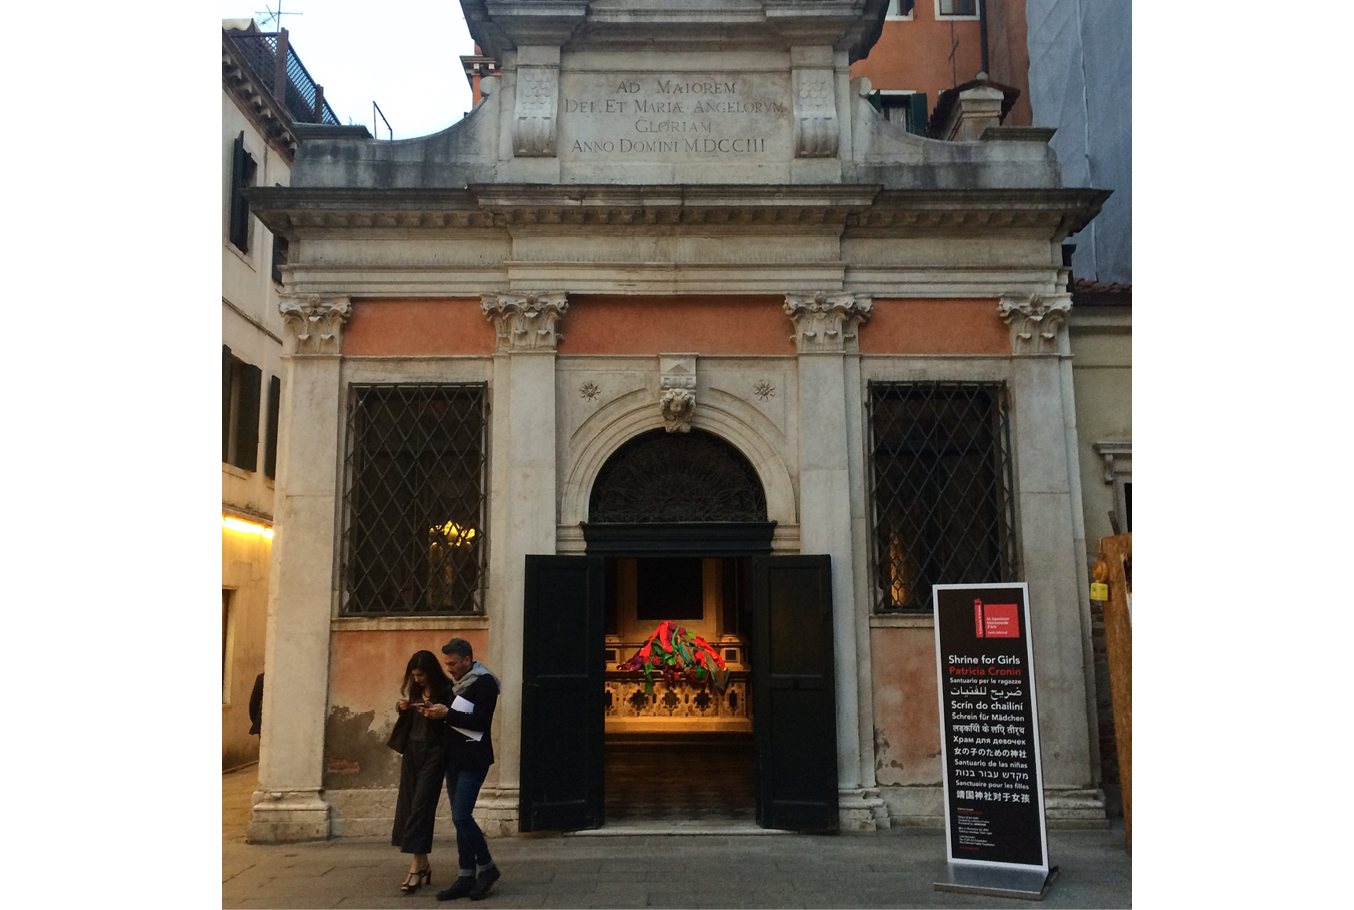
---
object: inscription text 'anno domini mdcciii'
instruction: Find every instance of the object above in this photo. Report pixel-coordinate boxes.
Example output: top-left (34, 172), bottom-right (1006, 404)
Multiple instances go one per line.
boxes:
top-left (557, 73), bottom-right (793, 160)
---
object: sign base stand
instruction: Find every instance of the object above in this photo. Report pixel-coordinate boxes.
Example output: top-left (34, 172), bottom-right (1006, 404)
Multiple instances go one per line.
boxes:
top-left (933, 864), bottom-right (1059, 901)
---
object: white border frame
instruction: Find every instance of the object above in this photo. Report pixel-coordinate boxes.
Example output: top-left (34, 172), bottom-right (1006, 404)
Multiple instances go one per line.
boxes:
top-left (885, 0), bottom-right (916, 20)
top-left (935, 0), bottom-right (982, 22)
top-left (932, 581), bottom-right (1049, 873)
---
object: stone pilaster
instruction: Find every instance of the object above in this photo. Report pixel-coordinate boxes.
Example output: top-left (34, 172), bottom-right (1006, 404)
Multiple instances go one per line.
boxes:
top-left (480, 292), bottom-right (568, 833)
top-left (785, 291), bottom-right (885, 829)
top-left (792, 62), bottom-right (839, 158)
top-left (512, 47), bottom-right (559, 157)
top-left (998, 292), bottom-right (1071, 354)
top-left (482, 292), bottom-right (568, 352)
top-left (249, 295), bottom-right (352, 843)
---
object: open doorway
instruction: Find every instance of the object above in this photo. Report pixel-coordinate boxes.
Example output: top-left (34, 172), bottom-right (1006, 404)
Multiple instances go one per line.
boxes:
top-left (602, 555), bottom-right (755, 826)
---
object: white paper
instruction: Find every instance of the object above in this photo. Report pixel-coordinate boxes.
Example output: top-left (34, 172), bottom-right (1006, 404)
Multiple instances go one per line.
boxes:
top-left (450, 695), bottom-right (483, 741)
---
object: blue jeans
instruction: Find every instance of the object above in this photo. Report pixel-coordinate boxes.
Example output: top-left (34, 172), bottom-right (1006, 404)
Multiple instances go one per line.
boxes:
top-left (446, 765), bottom-right (491, 874)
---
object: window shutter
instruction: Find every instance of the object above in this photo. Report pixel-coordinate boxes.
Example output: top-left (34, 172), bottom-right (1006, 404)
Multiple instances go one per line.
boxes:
top-left (236, 362), bottom-right (262, 472)
top-left (222, 345), bottom-right (233, 462)
top-left (903, 0), bottom-right (915, 14)
top-left (909, 92), bottom-right (928, 135)
top-left (264, 374), bottom-right (281, 479)
top-left (270, 234), bottom-right (288, 284)
top-left (228, 132), bottom-right (254, 252)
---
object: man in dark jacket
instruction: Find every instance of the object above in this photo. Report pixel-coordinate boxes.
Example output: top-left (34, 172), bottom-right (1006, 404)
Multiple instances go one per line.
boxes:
top-left (426, 638), bottom-right (501, 901)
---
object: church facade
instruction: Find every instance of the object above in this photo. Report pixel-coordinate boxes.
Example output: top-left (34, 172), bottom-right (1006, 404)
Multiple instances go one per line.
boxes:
top-left (247, 0), bottom-right (1109, 842)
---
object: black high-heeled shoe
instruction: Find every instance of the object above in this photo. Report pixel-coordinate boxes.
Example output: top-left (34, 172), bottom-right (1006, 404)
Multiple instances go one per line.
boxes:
top-left (401, 866), bottom-right (432, 894)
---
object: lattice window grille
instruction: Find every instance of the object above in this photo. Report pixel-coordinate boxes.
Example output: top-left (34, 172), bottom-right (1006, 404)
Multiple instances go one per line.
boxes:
top-left (341, 383), bottom-right (488, 615)
top-left (868, 381), bottom-right (1018, 613)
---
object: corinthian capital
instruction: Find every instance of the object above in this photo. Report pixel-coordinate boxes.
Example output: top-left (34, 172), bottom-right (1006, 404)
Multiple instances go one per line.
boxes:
top-left (784, 292), bottom-right (872, 353)
top-left (279, 295), bottom-right (351, 355)
top-left (482, 292), bottom-right (569, 352)
top-left (997, 293), bottom-right (1072, 354)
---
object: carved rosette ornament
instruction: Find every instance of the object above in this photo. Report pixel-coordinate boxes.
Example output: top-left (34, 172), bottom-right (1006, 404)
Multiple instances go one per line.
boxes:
top-left (784, 293), bottom-right (873, 353)
top-left (278, 295), bottom-right (351, 355)
top-left (793, 69), bottom-right (839, 158)
top-left (482, 293), bottom-right (569, 352)
top-left (514, 65), bottom-right (558, 157)
top-left (660, 388), bottom-right (696, 434)
top-left (997, 293), bottom-right (1072, 353)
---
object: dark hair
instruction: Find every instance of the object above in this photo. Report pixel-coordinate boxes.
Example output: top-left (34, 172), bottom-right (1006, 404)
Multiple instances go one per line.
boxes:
top-left (441, 638), bottom-right (473, 660)
top-left (402, 650), bottom-right (449, 702)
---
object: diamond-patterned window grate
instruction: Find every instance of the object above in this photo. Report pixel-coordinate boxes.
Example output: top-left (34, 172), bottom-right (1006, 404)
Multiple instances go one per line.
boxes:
top-left (341, 384), bottom-right (488, 615)
top-left (868, 382), bottom-right (1018, 613)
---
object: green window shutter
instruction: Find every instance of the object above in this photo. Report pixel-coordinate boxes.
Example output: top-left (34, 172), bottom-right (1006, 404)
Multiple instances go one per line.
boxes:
top-left (222, 345), bottom-right (233, 462)
top-left (264, 375), bottom-right (281, 479)
top-left (903, 0), bottom-right (915, 14)
top-left (228, 132), bottom-right (255, 252)
top-left (235, 362), bottom-right (262, 472)
top-left (909, 92), bottom-right (928, 135)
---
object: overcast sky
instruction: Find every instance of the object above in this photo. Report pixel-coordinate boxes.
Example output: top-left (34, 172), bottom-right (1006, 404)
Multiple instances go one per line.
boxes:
top-left (220, 1), bottom-right (477, 139)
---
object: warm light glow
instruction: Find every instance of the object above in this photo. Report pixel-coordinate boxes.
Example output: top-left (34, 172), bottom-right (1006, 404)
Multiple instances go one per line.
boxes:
top-left (223, 515), bottom-right (274, 539)
top-left (431, 521), bottom-right (476, 545)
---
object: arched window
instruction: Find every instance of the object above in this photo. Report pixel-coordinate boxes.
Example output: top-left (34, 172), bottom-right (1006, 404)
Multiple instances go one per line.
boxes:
top-left (588, 429), bottom-right (768, 523)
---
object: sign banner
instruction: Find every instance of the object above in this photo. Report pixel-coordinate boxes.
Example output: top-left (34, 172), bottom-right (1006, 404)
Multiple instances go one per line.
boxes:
top-left (933, 583), bottom-right (1048, 871)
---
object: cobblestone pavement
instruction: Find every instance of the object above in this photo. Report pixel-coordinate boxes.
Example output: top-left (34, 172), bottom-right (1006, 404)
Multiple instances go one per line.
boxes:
top-left (224, 766), bottom-right (1131, 909)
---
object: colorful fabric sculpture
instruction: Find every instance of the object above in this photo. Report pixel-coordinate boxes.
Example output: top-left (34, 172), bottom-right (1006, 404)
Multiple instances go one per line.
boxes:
top-left (618, 620), bottom-right (731, 694)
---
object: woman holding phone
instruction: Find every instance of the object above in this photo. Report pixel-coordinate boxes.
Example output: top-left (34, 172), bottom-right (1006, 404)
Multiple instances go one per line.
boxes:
top-left (391, 650), bottom-right (453, 894)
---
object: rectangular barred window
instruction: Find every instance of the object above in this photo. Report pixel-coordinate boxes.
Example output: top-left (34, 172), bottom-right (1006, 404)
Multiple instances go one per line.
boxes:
top-left (341, 384), bottom-right (488, 615)
top-left (869, 382), bottom-right (1018, 613)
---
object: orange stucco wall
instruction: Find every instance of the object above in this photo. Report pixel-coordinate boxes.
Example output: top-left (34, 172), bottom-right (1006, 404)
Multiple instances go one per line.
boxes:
top-left (343, 299), bottom-right (495, 356)
top-left (562, 295), bottom-right (792, 355)
top-left (324, 628), bottom-right (490, 789)
top-left (851, 12), bottom-right (985, 111)
top-left (871, 625), bottom-right (943, 786)
top-left (860, 298), bottom-right (1008, 355)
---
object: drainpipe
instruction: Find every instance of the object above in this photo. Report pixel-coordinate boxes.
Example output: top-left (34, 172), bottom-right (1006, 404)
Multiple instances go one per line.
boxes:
top-left (979, 0), bottom-right (990, 75)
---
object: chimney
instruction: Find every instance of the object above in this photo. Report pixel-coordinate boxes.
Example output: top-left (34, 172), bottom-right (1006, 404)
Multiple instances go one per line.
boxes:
top-left (941, 73), bottom-right (1006, 141)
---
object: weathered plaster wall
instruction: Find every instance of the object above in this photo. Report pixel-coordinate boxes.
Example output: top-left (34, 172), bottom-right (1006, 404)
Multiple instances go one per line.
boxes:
top-left (862, 299), bottom-right (1008, 354)
top-left (324, 628), bottom-right (491, 791)
top-left (222, 530), bottom-right (271, 771)
top-left (343, 298), bottom-right (496, 356)
top-left (1068, 309), bottom-right (1130, 550)
top-left (869, 623), bottom-right (943, 823)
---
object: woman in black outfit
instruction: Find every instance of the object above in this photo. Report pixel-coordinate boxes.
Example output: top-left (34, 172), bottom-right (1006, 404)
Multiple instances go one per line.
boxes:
top-left (391, 650), bottom-right (453, 894)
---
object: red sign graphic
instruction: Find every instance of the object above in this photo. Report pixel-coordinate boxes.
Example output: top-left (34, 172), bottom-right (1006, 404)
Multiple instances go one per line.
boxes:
top-left (973, 600), bottom-right (1020, 639)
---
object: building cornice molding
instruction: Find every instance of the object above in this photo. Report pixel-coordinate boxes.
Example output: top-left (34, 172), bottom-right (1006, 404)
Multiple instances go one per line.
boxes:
top-left (222, 32), bottom-right (299, 162)
top-left (246, 185), bottom-right (1107, 241)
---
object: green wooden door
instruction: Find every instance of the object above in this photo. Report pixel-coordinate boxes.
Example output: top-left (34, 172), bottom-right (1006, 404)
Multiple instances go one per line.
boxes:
top-left (519, 555), bottom-right (606, 831)
top-left (751, 555), bottom-right (838, 832)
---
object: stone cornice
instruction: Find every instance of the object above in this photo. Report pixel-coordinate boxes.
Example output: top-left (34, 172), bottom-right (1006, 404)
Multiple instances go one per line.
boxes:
top-left (222, 32), bottom-right (298, 163)
top-left (246, 185), bottom-right (1107, 241)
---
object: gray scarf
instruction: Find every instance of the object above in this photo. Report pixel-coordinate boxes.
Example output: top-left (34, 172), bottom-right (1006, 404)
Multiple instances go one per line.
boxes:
top-left (451, 660), bottom-right (497, 697)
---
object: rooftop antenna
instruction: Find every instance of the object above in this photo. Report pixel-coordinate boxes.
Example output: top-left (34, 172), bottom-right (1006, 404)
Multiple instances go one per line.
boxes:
top-left (255, 2), bottom-right (302, 31)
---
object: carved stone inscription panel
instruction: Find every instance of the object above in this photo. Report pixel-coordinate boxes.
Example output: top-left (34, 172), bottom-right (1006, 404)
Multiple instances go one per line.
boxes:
top-left (557, 72), bottom-right (793, 161)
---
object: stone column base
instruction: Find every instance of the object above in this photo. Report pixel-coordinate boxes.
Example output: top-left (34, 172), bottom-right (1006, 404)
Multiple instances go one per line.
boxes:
top-left (839, 788), bottom-right (891, 832)
top-left (476, 786), bottom-right (520, 838)
top-left (248, 789), bottom-right (331, 843)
